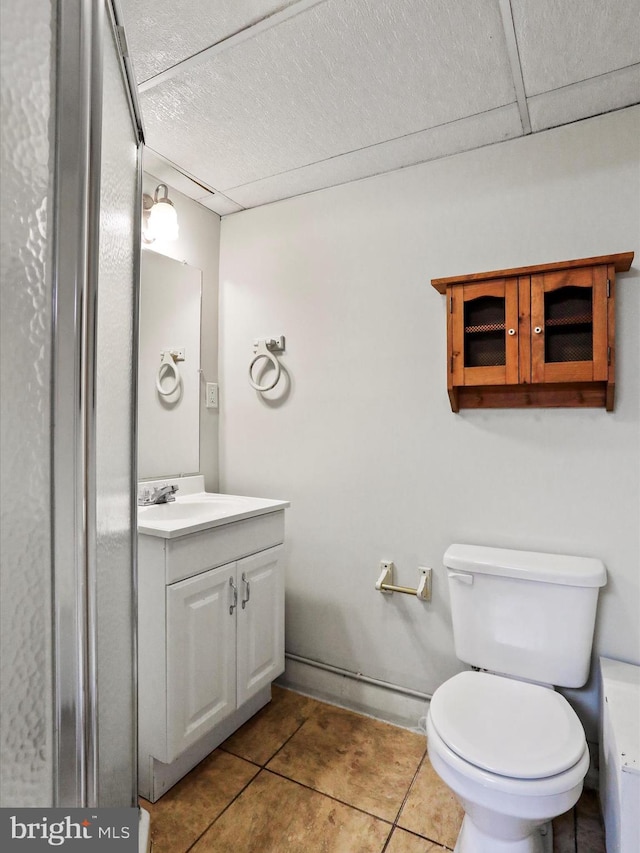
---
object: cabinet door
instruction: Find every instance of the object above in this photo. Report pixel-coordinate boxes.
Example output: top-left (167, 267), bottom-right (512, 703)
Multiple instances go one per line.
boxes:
top-left (450, 279), bottom-right (519, 387)
top-left (531, 266), bottom-right (608, 384)
top-left (166, 562), bottom-right (236, 762)
top-left (236, 546), bottom-right (284, 708)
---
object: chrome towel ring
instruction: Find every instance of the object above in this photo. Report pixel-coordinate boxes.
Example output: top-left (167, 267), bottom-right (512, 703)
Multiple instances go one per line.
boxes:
top-left (249, 337), bottom-right (285, 392)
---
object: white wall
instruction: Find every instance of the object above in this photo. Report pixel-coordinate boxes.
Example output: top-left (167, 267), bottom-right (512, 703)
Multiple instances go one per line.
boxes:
top-left (142, 171), bottom-right (221, 490)
top-left (219, 107), bottom-right (640, 740)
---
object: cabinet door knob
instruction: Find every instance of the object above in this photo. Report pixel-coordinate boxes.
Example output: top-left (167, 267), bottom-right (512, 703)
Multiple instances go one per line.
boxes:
top-left (534, 326), bottom-right (543, 334)
top-left (229, 577), bottom-right (238, 615)
top-left (241, 572), bottom-right (251, 609)
top-left (508, 328), bottom-right (516, 336)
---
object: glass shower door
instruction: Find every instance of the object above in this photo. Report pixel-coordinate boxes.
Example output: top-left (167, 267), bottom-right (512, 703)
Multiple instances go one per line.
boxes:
top-left (51, 0), bottom-right (142, 808)
top-left (1, 0), bottom-right (142, 809)
top-left (93, 4), bottom-right (141, 807)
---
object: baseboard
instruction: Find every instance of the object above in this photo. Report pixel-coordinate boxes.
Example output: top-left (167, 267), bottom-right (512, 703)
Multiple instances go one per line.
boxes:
top-left (277, 656), bottom-right (430, 731)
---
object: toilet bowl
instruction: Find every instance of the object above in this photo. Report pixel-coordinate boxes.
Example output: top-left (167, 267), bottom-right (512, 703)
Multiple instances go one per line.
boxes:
top-left (427, 544), bottom-right (606, 852)
top-left (426, 671), bottom-right (590, 853)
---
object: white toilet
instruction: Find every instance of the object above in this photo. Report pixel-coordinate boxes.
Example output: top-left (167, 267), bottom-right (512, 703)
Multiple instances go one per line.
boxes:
top-left (427, 543), bottom-right (606, 853)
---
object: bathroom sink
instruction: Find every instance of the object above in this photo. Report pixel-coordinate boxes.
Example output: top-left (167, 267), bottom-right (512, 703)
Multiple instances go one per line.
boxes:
top-left (140, 498), bottom-right (245, 521)
top-left (137, 479), bottom-right (289, 539)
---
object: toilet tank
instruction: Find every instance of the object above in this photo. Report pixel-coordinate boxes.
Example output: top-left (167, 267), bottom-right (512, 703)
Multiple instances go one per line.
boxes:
top-left (444, 544), bottom-right (607, 688)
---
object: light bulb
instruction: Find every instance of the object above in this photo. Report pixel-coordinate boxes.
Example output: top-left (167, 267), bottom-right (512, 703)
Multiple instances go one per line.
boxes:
top-left (148, 199), bottom-right (179, 241)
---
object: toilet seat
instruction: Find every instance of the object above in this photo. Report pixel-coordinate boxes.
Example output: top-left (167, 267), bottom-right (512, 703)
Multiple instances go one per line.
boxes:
top-left (426, 712), bottom-right (589, 801)
top-left (429, 671), bottom-right (586, 780)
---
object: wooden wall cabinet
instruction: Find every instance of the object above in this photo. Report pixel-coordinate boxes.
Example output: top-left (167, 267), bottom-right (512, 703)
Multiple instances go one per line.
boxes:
top-left (431, 253), bottom-right (634, 412)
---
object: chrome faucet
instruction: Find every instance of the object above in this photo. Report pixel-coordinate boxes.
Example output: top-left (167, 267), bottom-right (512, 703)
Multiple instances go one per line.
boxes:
top-left (138, 484), bottom-right (178, 506)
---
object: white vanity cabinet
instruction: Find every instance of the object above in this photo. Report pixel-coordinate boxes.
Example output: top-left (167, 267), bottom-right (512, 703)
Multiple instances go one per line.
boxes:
top-left (165, 546), bottom-right (284, 761)
top-left (137, 506), bottom-right (286, 802)
top-left (165, 561), bottom-right (235, 760)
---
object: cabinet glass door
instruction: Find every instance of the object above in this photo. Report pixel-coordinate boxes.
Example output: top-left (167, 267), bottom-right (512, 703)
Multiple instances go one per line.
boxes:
top-left (531, 266), bottom-right (608, 383)
top-left (451, 279), bottom-right (519, 386)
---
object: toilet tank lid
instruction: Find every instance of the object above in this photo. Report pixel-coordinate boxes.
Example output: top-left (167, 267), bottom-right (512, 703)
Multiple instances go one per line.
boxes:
top-left (444, 544), bottom-right (606, 587)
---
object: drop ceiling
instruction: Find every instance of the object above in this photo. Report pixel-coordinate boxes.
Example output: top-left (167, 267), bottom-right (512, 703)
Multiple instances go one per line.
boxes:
top-left (119, 0), bottom-right (640, 215)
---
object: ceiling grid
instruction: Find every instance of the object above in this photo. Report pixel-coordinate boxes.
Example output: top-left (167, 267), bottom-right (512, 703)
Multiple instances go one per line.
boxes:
top-left (119, 0), bottom-right (640, 213)
top-left (496, 0), bottom-right (531, 134)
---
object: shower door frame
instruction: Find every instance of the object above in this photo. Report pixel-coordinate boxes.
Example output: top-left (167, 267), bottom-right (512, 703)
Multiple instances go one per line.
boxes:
top-left (51, 0), bottom-right (144, 807)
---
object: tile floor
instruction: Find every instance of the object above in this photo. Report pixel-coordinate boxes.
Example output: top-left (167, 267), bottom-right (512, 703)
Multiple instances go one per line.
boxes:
top-left (140, 686), bottom-right (606, 853)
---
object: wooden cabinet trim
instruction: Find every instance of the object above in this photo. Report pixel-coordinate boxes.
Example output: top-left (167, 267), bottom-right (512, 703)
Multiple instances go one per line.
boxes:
top-left (517, 276), bottom-right (531, 385)
top-left (456, 382), bottom-right (608, 409)
top-left (538, 266), bottom-right (594, 293)
top-left (592, 267), bottom-right (609, 382)
top-left (606, 264), bottom-right (616, 411)
top-left (462, 278), bottom-right (507, 300)
top-left (505, 278), bottom-right (519, 385)
top-left (431, 252), bottom-right (633, 293)
top-left (530, 274), bottom-right (545, 384)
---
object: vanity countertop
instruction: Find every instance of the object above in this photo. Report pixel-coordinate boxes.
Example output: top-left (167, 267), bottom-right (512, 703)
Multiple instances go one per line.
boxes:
top-left (137, 476), bottom-right (289, 539)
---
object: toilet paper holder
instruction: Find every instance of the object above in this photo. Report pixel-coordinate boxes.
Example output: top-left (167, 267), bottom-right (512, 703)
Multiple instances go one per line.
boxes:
top-left (376, 562), bottom-right (431, 601)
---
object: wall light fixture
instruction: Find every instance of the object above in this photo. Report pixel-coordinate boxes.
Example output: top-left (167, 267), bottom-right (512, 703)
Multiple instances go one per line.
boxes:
top-left (142, 183), bottom-right (179, 243)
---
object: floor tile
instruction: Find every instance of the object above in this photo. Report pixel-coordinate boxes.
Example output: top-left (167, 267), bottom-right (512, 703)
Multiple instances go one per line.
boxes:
top-left (266, 703), bottom-right (426, 821)
top-left (575, 789), bottom-right (605, 853)
top-left (552, 807), bottom-right (576, 853)
top-left (220, 685), bottom-right (325, 765)
top-left (141, 689), bottom-right (606, 853)
top-left (190, 770), bottom-right (391, 853)
top-left (397, 753), bottom-right (464, 849)
top-left (140, 750), bottom-right (258, 853)
top-left (385, 827), bottom-right (449, 853)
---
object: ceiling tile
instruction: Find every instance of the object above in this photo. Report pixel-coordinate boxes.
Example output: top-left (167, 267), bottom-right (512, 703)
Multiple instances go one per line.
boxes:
top-left (196, 193), bottom-right (245, 216)
top-left (224, 105), bottom-right (522, 208)
top-left (120, 0), bottom-right (298, 83)
top-left (511, 0), bottom-right (640, 96)
top-left (143, 147), bottom-right (244, 215)
top-left (143, 147), bottom-right (215, 200)
top-left (140, 0), bottom-right (515, 191)
top-left (528, 65), bottom-right (640, 132)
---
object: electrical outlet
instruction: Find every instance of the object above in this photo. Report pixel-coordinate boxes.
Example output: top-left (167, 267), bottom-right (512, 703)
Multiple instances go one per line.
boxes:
top-left (206, 382), bottom-right (218, 409)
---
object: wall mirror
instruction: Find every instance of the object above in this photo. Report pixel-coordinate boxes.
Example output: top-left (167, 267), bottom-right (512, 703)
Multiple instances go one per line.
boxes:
top-left (138, 251), bottom-right (202, 479)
